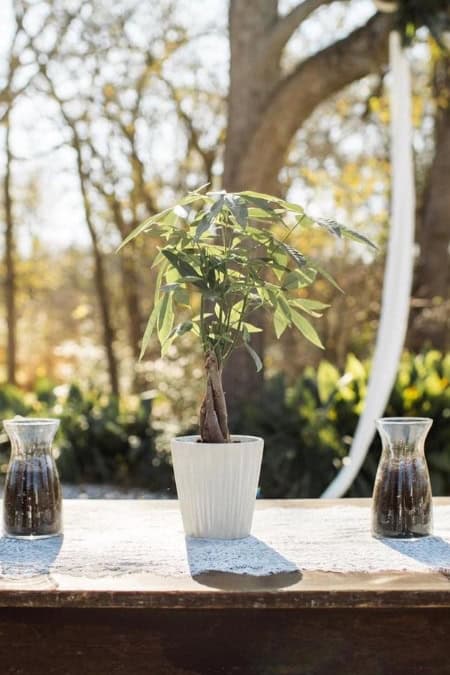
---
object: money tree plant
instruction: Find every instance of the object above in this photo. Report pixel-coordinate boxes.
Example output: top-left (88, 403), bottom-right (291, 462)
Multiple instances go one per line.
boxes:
top-left (120, 188), bottom-right (375, 443)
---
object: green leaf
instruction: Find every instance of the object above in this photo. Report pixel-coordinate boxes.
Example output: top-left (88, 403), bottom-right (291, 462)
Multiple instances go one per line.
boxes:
top-left (168, 320), bottom-right (193, 339)
top-left (265, 287), bottom-right (280, 308)
top-left (194, 195), bottom-right (225, 241)
top-left (157, 292), bottom-right (174, 347)
top-left (273, 304), bottom-right (290, 339)
top-left (188, 182), bottom-right (210, 194)
top-left (139, 257), bottom-right (168, 359)
top-left (237, 193), bottom-right (285, 223)
top-left (151, 250), bottom-right (166, 268)
top-left (291, 310), bottom-right (324, 349)
top-left (174, 288), bottom-right (190, 306)
top-left (247, 207), bottom-right (274, 221)
top-left (290, 298), bottom-right (330, 317)
top-left (278, 295), bottom-right (292, 321)
top-left (340, 226), bottom-right (378, 250)
top-left (279, 242), bottom-right (307, 268)
top-left (239, 191), bottom-right (307, 219)
top-left (139, 298), bottom-right (161, 360)
top-left (238, 190), bottom-right (284, 205)
top-left (272, 249), bottom-right (289, 270)
top-left (314, 217), bottom-right (342, 238)
top-left (194, 213), bottom-right (213, 241)
top-left (174, 275), bottom-right (207, 290)
top-left (278, 199), bottom-right (305, 215)
top-left (242, 322), bottom-right (263, 333)
top-left (314, 217), bottom-right (377, 250)
top-left (282, 271), bottom-right (310, 290)
top-left (117, 211), bottom-right (169, 251)
top-left (308, 259), bottom-right (343, 293)
top-left (162, 249), bottom-right (200, 279)
top-left (225, 195), bottom-right (248, 227)
top-left (161, 283), bottom-right (182, 293)
top-left (293, 299), bottom-right (330, 311)
top-left (244, 342), bottom-right (263, 372)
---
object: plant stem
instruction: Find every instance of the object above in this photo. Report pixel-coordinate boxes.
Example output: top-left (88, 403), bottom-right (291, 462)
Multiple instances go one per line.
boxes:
top-left (199, 351), bottom-right (230, 443)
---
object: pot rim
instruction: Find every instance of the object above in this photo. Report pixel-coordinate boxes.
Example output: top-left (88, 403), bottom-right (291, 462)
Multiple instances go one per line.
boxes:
top-left (172, 434), bottom-right (262, 445)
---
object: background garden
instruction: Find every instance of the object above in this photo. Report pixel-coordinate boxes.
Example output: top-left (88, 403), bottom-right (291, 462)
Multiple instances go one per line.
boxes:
top-left (0, 0), bottom-right (449, 497)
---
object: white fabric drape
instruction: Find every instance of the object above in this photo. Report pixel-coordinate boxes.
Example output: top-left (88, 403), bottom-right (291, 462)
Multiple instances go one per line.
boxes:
top-left (322, 32), bottom-right (415, 498)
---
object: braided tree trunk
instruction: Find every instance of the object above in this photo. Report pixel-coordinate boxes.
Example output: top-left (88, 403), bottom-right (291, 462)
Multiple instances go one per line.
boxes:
top-left (199, 352), bottom-right (230, 443)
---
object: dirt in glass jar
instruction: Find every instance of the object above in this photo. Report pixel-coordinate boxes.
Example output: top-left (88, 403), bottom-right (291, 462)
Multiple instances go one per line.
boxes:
top-left (372, 457), bottom-right (432, 538)
top-left (3, 455), bottom-right (62, 537)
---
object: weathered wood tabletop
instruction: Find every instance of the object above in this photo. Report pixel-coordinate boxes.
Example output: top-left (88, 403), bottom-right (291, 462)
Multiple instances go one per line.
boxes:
top-left (1, 498), bottom-right (449, 675)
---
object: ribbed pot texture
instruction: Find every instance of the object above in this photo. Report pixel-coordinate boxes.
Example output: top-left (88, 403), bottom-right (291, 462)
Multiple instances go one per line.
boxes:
top-left (171, 435), bottom-right (264, 539)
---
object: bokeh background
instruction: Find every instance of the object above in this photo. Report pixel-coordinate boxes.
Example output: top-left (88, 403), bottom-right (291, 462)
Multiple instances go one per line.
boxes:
top-left (0, 0), bottom-right (449, 496)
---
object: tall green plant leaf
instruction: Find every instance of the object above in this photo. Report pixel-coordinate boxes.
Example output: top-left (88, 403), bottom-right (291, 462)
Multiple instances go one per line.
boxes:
top-left (291, 310), bottom-right (324, 349)
top-left (158, 292), bottom-right (174, 351)
top-left (244, 342), bottom-right (263, 372)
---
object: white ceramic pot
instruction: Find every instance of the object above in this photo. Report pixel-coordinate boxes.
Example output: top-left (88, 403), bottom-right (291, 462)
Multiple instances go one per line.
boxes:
top-left (171, 435), bottom-right (264, 539)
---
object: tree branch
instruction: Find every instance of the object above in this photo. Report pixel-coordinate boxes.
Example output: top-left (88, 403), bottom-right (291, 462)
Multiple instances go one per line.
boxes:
top-left (265, 0), bottom-right (335, 63)
top-left (163, 79), bottom-right (216, 185)
top-left (237, 11), bottom-right (394, 192)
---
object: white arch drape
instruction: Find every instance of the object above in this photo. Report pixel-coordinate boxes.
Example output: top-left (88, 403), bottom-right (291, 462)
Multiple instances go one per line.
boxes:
top-left (322, 32), bottom-right (416, 498)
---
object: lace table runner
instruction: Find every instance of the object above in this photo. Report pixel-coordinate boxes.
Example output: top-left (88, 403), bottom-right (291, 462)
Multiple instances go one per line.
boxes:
top-left (1, 501), bottom-right (449, 579)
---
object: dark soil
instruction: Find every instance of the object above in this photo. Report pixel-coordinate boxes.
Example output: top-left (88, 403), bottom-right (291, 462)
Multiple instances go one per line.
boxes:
top-left (372, 457), bottom-right (432, 539)
top-left (3, 455), bottom-right (62, 537)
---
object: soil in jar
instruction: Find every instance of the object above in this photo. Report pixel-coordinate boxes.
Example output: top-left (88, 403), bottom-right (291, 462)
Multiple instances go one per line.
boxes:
top-left (372, 457), bottom-right (432, 538)
top-left (3, 455), bottom-right (62, 537)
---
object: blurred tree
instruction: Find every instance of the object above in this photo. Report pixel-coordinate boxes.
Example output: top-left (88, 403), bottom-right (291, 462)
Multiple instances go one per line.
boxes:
top-left (42, 70), bottom-right (121, 396)
top-left (0, 8), bottom-right (26, 385)
top-left (410, 52), bottom-right (450, 351)
top-left (6, 0), bottom-right (120, 395)
top-left (1, 0), bottom-right (446, 404)
top-left (222, 0), bottom-right (394, 411)
top-left (21, 0), bottom-right (222, 392)
top-left (2, 106), bottom-right (16, 385)
top-left (84, 41), bottom-right (188, 369)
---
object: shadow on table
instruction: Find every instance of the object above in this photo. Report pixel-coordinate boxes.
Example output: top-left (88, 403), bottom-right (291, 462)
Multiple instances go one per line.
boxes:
top-left (185, 535), bottom-right (302, 590)
top-left (0, 534), bottom-right (63, 580)
top-left (381, 536), bottom-right (450, 580)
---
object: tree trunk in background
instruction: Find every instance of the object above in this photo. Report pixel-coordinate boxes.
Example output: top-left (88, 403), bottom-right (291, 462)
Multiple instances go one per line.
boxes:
top-left (109, 201), bottom-right (145, 369)
top-left (41, 69), bottom-right (121, 397)
top-left (222, 1), bottom-right (393, 414)
top-left (223, 0), bottom-right (281, 194)
top-left (73, 143), bottom-right (120, 398)
top-left (409, 55), bottom-right (450, 351)
top-left (120, 250), bottom-right (144, 364)
top-left (90, 238), bottom-right (120, 397)
top-left (3, 118), bottom-right (17, 385)
top-left (222, 0), bottom-right (281, 417)
top-left (120, 247), bottom-right (148, 394)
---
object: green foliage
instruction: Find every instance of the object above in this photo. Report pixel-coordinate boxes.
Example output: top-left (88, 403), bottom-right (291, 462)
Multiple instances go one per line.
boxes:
top-left (230, 351), bottom-right (450, 498)
top-left (120, 188), bottom-right (375, 370)
top-left (0, 384), bottom-right (34, 419)
top-left (0, 383), bottom-right (173, 491)
top-left (56, 385), bottom-right (172, 489)
top-left (2, 352), bottom-right (447, 496)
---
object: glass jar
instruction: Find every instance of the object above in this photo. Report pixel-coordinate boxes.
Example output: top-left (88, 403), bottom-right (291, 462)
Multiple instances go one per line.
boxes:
top-left (372, 417), bottom-right (433, 539)
top-left (3, 418), bottom-right (62, 538)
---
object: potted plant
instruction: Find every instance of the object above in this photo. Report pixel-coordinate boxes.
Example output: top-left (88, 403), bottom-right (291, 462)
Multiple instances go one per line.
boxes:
top-left (120, 188), bottom-right (374, 539)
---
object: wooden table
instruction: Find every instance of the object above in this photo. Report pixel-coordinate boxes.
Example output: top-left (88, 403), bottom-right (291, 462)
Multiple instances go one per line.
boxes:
top-left (0, 498), bottom-right (449, 675)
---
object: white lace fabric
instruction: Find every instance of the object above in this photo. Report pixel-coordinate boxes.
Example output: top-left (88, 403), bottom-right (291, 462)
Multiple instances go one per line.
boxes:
top-left (1, 502), bottom-right (449, 579)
